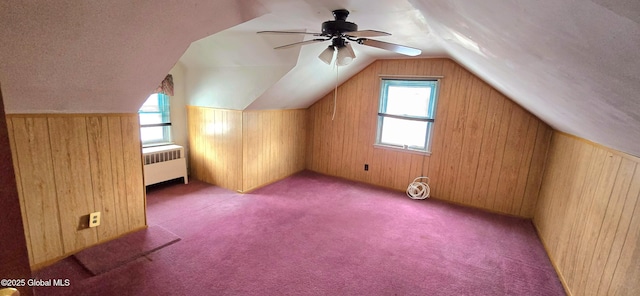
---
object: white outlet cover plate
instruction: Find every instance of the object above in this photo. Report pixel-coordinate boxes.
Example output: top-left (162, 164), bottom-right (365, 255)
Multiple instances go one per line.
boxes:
top-left (89, 212), bottom-right (101, 227)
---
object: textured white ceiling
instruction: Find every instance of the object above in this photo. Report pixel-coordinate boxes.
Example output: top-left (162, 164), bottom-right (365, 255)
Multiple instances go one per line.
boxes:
top-left (409, 0), bottom-right (640, 157)
top-left (0, 0), bottom-right (268, 113)
top-left (0, 0), bottom-right (639, 156)
top-left (181, 0), bottom-right (443, 110)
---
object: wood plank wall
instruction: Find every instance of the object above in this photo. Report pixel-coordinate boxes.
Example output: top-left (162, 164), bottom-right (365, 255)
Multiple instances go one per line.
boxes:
top-left (534, 132), bottom-right (640, 296)
top-left (6, 113), bottom-right (146, 269)
top-left (187, 106), bottom-right (243, 191)
top-left (187, 106), bottom-right (307, 192)
top-left (306, 58), bottom-right (552, 217)
top-left (0, 85), bottom-right (33, 296)
top-left (242, 110), bottom-right (306, 192)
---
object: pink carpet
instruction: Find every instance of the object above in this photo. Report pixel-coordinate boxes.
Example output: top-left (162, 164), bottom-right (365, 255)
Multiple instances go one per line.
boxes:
top-left (34, 171), bottom-right (565, 295)
top-left (73, 225), bottom-right (180, 275)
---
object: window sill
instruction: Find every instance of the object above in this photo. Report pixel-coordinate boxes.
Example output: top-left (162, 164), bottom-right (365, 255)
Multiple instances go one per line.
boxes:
top-left (374, 144), bottom-right (432, 156)
top-left (142, 142), bottom-right (174, 148)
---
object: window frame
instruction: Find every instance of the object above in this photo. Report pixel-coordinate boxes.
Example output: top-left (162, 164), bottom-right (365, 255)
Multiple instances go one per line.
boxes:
top-left (375, 77), bottom-right (441, 154)
top-left (138, 92), bottom-right (172, 147)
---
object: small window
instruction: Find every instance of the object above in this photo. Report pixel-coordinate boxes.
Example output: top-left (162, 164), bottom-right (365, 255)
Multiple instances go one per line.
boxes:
top-left (376, 79), bottom-right (439, 153)
top-left (138, 93), bottom-right (171, 146)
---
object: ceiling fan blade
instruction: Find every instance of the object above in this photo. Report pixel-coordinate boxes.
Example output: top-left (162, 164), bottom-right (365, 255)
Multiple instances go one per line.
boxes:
top-left (257, 31), bottom-right (322, 36)
top-left (358, 39), bottom-right (422, 56)
top-left (345, 30), bottom-right (391, 38)
top-left (274, 38), bottom-right (328, 50)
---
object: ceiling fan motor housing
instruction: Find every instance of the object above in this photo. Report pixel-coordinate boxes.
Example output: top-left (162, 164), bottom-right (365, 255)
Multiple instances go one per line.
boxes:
top-left (321, 20), bottom-right (357, 35)
top-left (322, 9), bottom-right (357, 36)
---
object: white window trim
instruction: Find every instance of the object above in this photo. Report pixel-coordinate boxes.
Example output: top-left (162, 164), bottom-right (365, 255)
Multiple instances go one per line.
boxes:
top-left (375, 76), bottom-right (441, 154)
top-left (373, 143), bottom-right (432, 156)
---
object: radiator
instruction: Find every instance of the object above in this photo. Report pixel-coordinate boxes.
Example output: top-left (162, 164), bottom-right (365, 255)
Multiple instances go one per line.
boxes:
top-left (142, 144), bottom-right (188, 186)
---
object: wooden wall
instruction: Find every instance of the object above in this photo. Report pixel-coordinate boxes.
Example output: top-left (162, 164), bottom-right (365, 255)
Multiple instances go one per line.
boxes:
top-left (6, 113), bottom-right (146, 269)
top-left (306, 58), bottom-right (552, 217)
top-left (534, 132), bottom-right (640, 296)
top-left (0, 86), bottom-right (33, 296)
top-left (187, 107), bottom-right (306, 192)
top-left (187, 107), bottom-right (243, 191)
top-left (242, 110), bottom-right (306, 192)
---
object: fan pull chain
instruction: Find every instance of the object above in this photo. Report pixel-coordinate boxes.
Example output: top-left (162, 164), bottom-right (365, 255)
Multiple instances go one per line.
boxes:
top-left (332, 63), bottom-right (338, 121)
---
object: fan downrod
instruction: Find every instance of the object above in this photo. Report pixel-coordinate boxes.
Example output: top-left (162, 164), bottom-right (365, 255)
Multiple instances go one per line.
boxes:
top-left (332, 9), bottom-right (350, 21)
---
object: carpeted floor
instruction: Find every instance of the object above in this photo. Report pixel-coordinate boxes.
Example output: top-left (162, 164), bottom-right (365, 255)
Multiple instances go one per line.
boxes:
top-left (34, 171), bottom-right (565, 295)
top-left (73, 225), bottom-right (180, 275)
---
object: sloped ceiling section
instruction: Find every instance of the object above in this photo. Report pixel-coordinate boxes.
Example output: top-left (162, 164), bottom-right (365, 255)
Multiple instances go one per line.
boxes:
top-left (180, 14), bottom-right (303, 110)
top-left (0, 0), bottom-right (268, 113)
top-left (1, 0), bottom-right (638, 157)
top-left (410, 0), bottom-right (640, 156)
top-left (180, 0), bottom-right (445, 110)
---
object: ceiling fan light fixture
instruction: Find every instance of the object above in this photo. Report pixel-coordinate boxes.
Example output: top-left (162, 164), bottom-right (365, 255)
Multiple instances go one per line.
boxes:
top-left (318, 46), bottom-right (335, 65)
top-left (336, 43), bottom-right (356, 66)
top-left (262, 9), bottom-right (420, 66)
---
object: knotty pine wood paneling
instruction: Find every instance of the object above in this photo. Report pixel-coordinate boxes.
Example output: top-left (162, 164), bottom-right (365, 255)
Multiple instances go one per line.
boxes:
top-left (534, 132), bottom-right (640, 296)
top-left (187, 107), bottom-right (306, 192)
top-left (86, 116), bottom-right (118, 240)
top-left (6, 113), bottom-right (146, 269)
top-left (48, 117), bottom-right (99, 254)
top-left (306, 59), bottom-right (552, 217)
top-left (242, 109), bottom-right (306, 192)
top-left (121, 116), bottom-right (146, 229)
top-left (187, 106), bottom-right (243, 191)
top-left (6, 117), bottom-right (34, 267)
top-left (9, 117), bottom-right (64, 266)
top-left (0, 86), bottom-right (33, 296)
top-left (108, 117), bottom-right (131, 234)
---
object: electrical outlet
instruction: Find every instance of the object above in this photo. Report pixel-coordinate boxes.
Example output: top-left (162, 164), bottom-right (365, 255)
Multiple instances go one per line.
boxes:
top-left (364, 164), bottom-right (369, 171)
top-left (89, 212), bottom-right (101, 227)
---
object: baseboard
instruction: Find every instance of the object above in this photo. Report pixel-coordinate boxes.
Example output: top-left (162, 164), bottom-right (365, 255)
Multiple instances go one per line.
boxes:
top-left (428, 196), bottom-right (530, 219)
top-left (240, 169), bottom-right (305, 193)
top-left (30, 225), bottom-right (148, 271)
top-left (532, 222), bottom-right (572, 296)
top-left (306, 169), bottom-right (531, 219)
top-left (304, 169), bottom-right (411, 193)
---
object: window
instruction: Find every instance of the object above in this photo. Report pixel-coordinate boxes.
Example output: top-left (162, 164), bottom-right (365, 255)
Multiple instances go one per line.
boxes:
top-left (139, 93), bottom-right (171, 146)
top-left (376, 79), bottom-right (439, 153)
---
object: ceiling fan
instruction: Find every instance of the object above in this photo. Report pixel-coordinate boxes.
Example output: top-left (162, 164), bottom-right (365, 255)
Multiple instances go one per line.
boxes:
top-left (257, 9), bottom-right (422, 66)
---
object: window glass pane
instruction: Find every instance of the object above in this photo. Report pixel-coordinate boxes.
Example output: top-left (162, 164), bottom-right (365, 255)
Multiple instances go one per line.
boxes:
top-left (139, 93), bottom-right (160, 112)
top-left (379, 117), bottom-right (427, 149)
top-left (139, 113), bottom-right (163, 125)
top-left (385, 86), bottom-right (432, 118)
top-left (138, 93), bottom-right (170, 123)
top-left (138, 92), bottom-right (171, 146)
top-left (140, 126), bottom-right (164, 143)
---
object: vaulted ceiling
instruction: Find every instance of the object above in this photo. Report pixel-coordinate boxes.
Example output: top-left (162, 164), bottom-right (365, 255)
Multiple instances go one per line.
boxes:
top-left (1, 0), bottom-right (638, 157)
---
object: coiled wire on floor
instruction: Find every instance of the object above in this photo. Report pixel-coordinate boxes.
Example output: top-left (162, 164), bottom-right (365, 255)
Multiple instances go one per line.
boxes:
top-left (406, 177), bottom-right (430, 200)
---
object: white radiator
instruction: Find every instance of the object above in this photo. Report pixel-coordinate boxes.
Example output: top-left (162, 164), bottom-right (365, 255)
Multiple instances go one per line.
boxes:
top-left (142, 144), bottom-right (188, 186)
